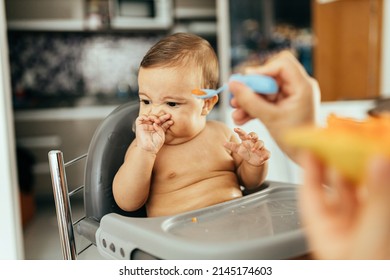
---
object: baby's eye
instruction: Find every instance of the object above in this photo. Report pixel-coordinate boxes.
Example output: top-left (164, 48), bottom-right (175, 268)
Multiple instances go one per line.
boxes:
top-left (140, 99), bottom-right (150, 105)
top-left (167, 102), bottom-right (178, 107)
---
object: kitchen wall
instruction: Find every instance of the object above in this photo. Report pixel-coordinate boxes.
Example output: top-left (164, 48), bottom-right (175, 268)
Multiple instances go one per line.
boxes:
top-left (8, 31), bottom-right (162, 109)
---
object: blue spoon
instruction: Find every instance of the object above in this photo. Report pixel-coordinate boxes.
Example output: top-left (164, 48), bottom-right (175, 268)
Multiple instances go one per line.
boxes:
top-left (192, 74), bottom-right (279, 99)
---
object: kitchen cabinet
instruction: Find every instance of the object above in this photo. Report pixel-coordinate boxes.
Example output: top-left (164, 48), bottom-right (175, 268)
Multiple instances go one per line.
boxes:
top-left (5, 0), bottom-right (177, 31)
top-left (173, 0), bottom-right (217, 36)
top-left (5, 0), bottom-right (85, 31)
top-left (313, 0), bottom-right (383, 101)
top-left (174, 0), bottom-right (216, 19)
top-left (109, 0), bottom-right (173, 30)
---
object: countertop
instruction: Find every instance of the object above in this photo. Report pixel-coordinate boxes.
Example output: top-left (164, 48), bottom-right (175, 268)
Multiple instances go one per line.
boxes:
top-left (13, 105), bottom-right (120, 121)
top-left (13, 94), bottom-right (138, 121)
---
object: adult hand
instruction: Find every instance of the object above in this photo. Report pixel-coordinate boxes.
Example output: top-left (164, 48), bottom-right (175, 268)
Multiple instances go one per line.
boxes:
top-left (229, 50), bottom-right (320, 162)
top-left (300, 152), bottom-right (390, 259)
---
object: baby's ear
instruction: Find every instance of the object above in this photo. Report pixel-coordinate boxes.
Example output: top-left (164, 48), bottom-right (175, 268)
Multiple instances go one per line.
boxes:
top-left (201, 95), bottom-right (219, 115)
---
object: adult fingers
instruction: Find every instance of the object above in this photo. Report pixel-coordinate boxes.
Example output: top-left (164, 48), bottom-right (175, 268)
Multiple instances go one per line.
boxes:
top-left (246, 50), bottom-right (309, 84)
top-left (353, 156), bottom-right (390, 259)
top-left (363, 156), bottom-right (390, 216)
top-left (324, 167), bottom-right (358, 222)
top-left (231, 108), bottom-right (254, 125)
top-left (229, 80), bottom-right (275, 122)
top-left (299, 152), bottom-right (329, 222)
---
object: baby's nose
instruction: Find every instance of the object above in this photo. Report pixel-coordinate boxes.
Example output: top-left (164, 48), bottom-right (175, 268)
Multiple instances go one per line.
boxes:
top-left (149, 104), bottom-right (165, 116)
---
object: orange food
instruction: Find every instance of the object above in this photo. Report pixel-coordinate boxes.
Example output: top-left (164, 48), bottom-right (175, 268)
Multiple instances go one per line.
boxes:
top-left (283, 113), bottom-right (390, 184)
top-left (191, 89), bottom-right (206, 96)
top-left (191, 217), bottom-right (198, 223)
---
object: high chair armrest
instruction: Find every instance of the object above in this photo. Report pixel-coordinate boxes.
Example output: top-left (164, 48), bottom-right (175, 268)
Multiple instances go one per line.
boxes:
top-left (77, 217), bottom-right (99, 245)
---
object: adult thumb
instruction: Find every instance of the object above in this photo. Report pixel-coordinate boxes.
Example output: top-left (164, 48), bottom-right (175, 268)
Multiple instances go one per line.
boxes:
top-left (358, 157), bottom-right (390, 261)
top-left (229, 80), bottom-right (274, 121)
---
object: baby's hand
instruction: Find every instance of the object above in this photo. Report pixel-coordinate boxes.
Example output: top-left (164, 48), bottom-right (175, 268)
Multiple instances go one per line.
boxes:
top-left (135, 113), bottom-right (173, 154)
top-left (225, 128), bottom-right (270, 166)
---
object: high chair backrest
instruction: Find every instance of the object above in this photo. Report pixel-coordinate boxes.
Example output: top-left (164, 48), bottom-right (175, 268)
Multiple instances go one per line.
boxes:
top-left (84, 101), bottom-right (146, 221)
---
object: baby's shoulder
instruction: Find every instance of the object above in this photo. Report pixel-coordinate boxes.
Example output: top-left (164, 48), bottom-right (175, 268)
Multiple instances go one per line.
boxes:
top-left (206, 120), bottom-right (229, 129)
top-left (206, 120), bottom-right (232, 136)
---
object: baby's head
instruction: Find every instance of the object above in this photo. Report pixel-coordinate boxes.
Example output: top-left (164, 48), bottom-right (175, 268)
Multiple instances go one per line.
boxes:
top-left (140, 32), bottom-right (219, 90)
top-left (137, 33), bottom-right (220, 144)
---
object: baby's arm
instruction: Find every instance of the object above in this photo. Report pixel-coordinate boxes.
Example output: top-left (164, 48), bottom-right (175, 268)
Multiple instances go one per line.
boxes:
top-left (224, 128), bottom-right (270, 189)
top-left (113, 113), bottom-right (173, 211)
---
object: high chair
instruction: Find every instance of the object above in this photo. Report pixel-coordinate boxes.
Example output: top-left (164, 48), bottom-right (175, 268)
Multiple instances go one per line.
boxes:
top-left (48, 101), bottom-right (308, 260)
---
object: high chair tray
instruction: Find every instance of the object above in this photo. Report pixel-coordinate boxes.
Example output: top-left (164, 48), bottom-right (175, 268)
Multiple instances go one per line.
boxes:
top-left (96, 181), bottom-right (307, 259)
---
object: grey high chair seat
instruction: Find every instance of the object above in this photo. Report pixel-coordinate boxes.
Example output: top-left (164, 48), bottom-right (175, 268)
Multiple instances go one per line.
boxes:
top-left (48, 101), bottom-right (308, 260)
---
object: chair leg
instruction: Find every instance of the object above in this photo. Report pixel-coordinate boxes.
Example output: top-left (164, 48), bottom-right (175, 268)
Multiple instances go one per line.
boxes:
top-left (48, 150), bottom-right (77, 260)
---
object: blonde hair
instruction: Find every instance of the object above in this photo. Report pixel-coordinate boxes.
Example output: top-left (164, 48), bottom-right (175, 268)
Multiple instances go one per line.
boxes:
top-left (140, 33), bottom-right (219, 89)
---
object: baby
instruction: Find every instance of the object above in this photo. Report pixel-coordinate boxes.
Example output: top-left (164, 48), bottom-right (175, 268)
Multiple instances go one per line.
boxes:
top-left (113, 33), bottom-right (270, 217)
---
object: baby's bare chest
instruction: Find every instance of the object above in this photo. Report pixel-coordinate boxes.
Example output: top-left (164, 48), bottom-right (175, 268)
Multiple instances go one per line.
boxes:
top-left (153, 137), bottom-right (235, 184)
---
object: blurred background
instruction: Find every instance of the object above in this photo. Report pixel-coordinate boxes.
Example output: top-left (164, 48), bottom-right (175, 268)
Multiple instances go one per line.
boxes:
top-left (1, 0), bottom-right (389, 259)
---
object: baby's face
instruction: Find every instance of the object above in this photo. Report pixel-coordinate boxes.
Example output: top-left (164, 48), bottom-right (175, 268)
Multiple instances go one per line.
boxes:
top-left (138, 66), bottom-right (208, 145)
